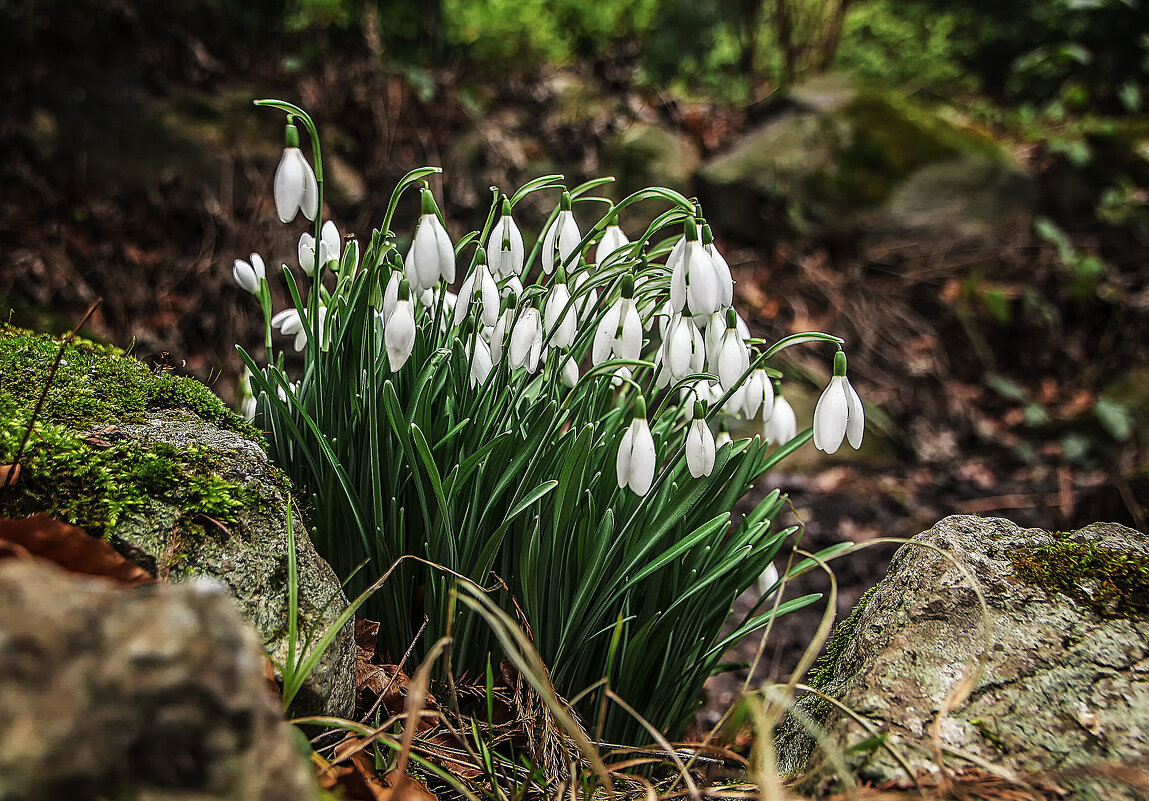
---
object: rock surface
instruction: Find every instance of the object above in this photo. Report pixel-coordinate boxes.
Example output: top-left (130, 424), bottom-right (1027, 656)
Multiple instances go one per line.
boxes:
top-left (776, 515), bottom-right (1149, 799)
top-left (0, 559), bottom-right (317, 801)
top-left (0, 327), bottom-right (355, 717)
top-left (695, 74), bottom-right (1034, 252)
top-left (109, 410), bottom-right (357, 719)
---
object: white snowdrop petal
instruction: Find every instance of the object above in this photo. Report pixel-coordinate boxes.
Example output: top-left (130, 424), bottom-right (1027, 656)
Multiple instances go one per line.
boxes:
top-left (846, 378), bottom-right (865, 449)
top-left (412, 216), bottom-right (443, 292)
top-left (561, 354), bottom-right (579, 387)
top-left (757, 563), bottom-right (780, 599)
top-left (629, 419), bottom-right (656, 496)
top-left (619, 304), bottom-right (643, 361)
top-left (616, 425), bottom-right (634, 489)
top-left (432, 217), bottom-right (455, 283)
top-left (385, 301), bottom-right (416, 371)
top-left (766, 396), bottom-right (798, 445)
top-left (592, 304), bottom-right (621, 365)
top-left (273, 148), bottom-right (305, 223)
top-left (299, 153), bottom-right (319, 221)
top-left (813, 376), bottom-right (849, 453)
top-left (686, 419), bottom-right (715, 478)
top-left (321, 220), bottom-right (340, 263)
top-left (480, 269), bottom-right (500, 327)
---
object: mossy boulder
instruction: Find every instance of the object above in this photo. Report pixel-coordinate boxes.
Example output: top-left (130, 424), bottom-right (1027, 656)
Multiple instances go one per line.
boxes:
top-left (0, 326), bottom-right (354, 717)
top-left (777, 515), bottom-right (1149, 799)
top-left (696, 74), bottom-right (1034, 251)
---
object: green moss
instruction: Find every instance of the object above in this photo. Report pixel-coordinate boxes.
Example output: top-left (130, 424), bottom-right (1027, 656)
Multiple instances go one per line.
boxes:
top-left (1008, 533), bottom-right (1149, 619)
top-left (0, 326), bottom-right (263, 535)
top-left (808, 585), bottom-right (878, 691)
top-left (0, 324), bottom-right (260, 440)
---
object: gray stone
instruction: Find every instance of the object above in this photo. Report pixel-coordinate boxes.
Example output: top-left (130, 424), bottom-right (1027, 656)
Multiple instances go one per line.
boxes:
top-left (777, 515), bottom-right (1149, 799)
top-left (109, 410), bottom-right (356, 719)
top-left (0, 559), bottom-right (317, 801)
top-left (696, 75), bottom-right (1034, 251)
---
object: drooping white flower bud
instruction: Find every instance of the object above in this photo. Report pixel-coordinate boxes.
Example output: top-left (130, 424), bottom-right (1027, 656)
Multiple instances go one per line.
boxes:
top-left (385, 280), bottom-right (417, 372)
top-left (543, 269), bottom-right (577, 350)
top-left (406, 189), bottom-right (455, 294)
top-left (560, 352), bottom-right (580, 387)
top-left (813, 351), bottom-right (864, 453)
top-left (686, 402), bottom-right (716, 478)
top-left (668, 219), bottom-right (721, 317)
top-left (487, 198), bottom-right (525, 277)
top-left (702, 224), bottom-right (734, 309)
top-left (713, 309), bottom-right (750, 392)
top-left (662, 312), bottom-right (705, 385)
top-left (466, 337), bottom-right (494, 388)
top-left (233, 253), bottom-right (266, 295)
top-left (765, 388), bottom-right (798, 446)
top-left (541, 192), bottom-right (581, 275)
top-left (509, 307), bottom-right (543, 373)
top-left (454, 248), bottom-right (500, 328)
top-left (592, 275), bottom-right (642, 366)
top-left (616, 397), bottom-right (656, 496)
top-left (273, 121), bottom-right (318, 223)
top-left (741, 368), bottom-right (775, 421)
top-left (595, 220), bottom-right (630, 268)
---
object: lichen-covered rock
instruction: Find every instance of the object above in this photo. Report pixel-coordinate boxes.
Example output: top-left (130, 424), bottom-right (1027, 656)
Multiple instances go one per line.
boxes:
top-left (0, 559), bottom-right (317, 801)
top-left (695, 74), bottom-right (1034, 251)
top-left (0, 327), bottom-right (354, 717)
top-left (777, 515), bottom-right (1149, 800)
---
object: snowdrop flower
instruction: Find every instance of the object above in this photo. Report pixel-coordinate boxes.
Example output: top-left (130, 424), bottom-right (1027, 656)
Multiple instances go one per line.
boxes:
top-left (686, 402), bottom-right (716, 478)
top-left (406, 189), bottom-right (455, 295)
top-left (541, 191), bottom-right (582, 275)
top-left (715, 429), bottom-right (732, 449)
top-left (385, 280), bottom-right (417, 372)
top-left (486, 197), bottom-right (525, 277)
top-left (271, 308), bottom-right (306, 351)
top-left (702, 224), bottom-right (734, 309)
top-left (466, 337), bottom-right (494, 388)
top-left (592, 275), bottom-right (642, 365)
top-left (713, 309), bottom-right (750, 392)
top-left (509, 306), bottom-right (544, 373)
top-left (543, 269), bottom-right (577, 349)
top-left (765, 383), bottom-right (798, 446)
top-left (298, 220), bottom-right (341, 275)
top-left (232, 253), bottom-right (265, 295)
top-left (813, 351), bottom-right (864, 453)
top-left (616, 397), bottom-right (656, 496)
top-left (741, 368), bottom-right (775, 421)
top-left (273, 121), bottom-right (318, 223)
top-left (570, 263), bottom-right (598, 322)
top-left (271, 306), bottom-right (327, 352)
top-left (757, 562), bottom-right (780, 599)
top-left (500, 274), bottom-right (524, 304)
top-left (454, 248), bottom-right (500, 328)
top-left (595, 220), bottom-right (630, 268)
top-left (668, 219), bottom-right (721, 317)
top-left (660, 312), bottom-right (705, 386)
top-left (560, 353), bottom-right (580, 387)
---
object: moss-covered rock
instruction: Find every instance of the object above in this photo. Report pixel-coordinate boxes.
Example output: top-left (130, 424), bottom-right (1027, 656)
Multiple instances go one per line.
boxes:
top-left (0, 326), bottom-right (354, 717)
top-left (696, 74), bottom-right (1034, 251)
top-left (777, 516), bottom-right (1149, 800)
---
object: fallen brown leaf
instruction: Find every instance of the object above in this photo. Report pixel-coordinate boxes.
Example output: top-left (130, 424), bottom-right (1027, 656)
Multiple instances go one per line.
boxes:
top-left (0, 515), bottom-right (153, 586)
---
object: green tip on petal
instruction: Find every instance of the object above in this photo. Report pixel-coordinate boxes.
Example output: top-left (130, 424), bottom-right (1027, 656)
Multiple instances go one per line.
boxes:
top-left (701, 224), bottom-right (714, 245)
top-left (634, 395), bottom-right (648, 420)
top-left (621, 274), bottom-right (635, 299)
top-left (725, 307), bottom-right (737, 329)
top-left (284, 122), bottom-right (300, 149)
top-left (693, 400), bottom-right (705, 419)
top-left (501, 197), bottom-right (512, 216)
top-left (685, 217), bottom-right (698, 242)
top-left (398, 278), bottom-right (411, 301)
top-left (834, 349), bottom-right (847, 376)
top-left (560, 191), bottom-right (572, 211)
top-left (420, 188), bottom-right (437, 215)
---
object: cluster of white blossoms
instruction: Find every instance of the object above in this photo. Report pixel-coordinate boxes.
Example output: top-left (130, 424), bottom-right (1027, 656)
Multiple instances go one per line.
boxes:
top-left (236, 125), bottom-right (865, 498)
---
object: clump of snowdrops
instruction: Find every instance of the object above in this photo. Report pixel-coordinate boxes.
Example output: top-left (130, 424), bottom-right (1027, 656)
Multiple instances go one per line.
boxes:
top-left (233, 101), bottom-right (864, 745)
